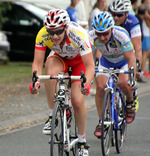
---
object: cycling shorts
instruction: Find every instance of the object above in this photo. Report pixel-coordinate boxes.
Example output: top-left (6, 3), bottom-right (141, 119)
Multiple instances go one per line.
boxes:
top-left (96, 56), bottom-right (128, 77)
top-left (142, 36), bottom-right (150, 51)
top-left (46, 52), bottom-right (86, 78)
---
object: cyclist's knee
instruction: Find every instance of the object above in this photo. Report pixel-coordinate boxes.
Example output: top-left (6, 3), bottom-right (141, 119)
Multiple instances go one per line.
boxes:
top-left (96, 84), bottom-right (105, 96)
top-left (72, 97), bottom-right (85, 110)
top-left (118, 80), bottom-right (128, 90)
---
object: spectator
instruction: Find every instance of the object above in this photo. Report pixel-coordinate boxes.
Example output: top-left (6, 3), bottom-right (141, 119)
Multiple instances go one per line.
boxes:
top-left (66, 0), bottom-right (80, 23)
top-left (141, 0), bottom-right (150, 77)
top-left (130, 0), bottom-right (138, 15)
top-left (88, 0), bottom-right (107, 30)
top-left (135, 4), bottom-right (147, 82)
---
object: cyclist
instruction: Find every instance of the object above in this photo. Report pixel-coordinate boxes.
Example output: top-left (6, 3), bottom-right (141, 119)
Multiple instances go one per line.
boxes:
top-left (29, 9), bottom-right (95, 155)
top-left (89, 11), bottom-right (137, 139)
top-left (109, 0), bottom-right (141, 112)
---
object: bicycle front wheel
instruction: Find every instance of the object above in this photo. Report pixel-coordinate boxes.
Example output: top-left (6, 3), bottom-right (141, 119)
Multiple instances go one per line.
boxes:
top-left (69, 106), bottom-right (78, 156)
top-left (50, 102), bottom-right (64, 156)
top-left (115, 93), bottom-right (127, 153)
top-left (101, 88), bottom-right (113, 156)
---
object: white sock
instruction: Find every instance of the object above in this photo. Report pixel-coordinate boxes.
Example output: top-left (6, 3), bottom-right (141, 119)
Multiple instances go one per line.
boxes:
top-left (49, 109), bottom-right (53, 116)
top-left (78, 133), bottom-right (86, 143)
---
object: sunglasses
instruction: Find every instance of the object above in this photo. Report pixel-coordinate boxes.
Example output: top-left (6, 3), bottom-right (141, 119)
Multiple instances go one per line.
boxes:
top-left (95, 31), bottom-right (110, 37)
top-left (111, 12), bottom-right (126, 17)
top-left (47, 27), bottom-right (65, 36)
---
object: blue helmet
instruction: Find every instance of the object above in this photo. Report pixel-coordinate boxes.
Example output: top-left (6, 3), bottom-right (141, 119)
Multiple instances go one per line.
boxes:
top-left (92, 11), bottom-right (114, 33)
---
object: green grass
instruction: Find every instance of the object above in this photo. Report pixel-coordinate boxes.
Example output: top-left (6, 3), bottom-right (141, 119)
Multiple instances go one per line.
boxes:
top-left (0, 62), bottom-right (32, 84)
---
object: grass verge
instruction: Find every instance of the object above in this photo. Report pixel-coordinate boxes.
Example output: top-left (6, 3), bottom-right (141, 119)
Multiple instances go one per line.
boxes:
top-left (0, 62), bottom-right (32, 84)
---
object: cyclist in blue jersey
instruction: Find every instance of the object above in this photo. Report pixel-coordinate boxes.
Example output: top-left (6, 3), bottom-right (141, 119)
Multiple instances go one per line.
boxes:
top-left (89, 11), bottom-right (137, 139)
top-left (109, 0), bottom-right (141, 112)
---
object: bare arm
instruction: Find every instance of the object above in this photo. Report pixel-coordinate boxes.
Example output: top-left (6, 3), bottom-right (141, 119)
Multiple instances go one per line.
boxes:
top-left (131, 36), bottom-right (142, 69)
top-left (32, 48), bottom-right (46, 76)
top-left (123, 49), bottom-right (136, 80)
top-left (144, 11), bottom-right (150, 27)
top-left (81, 52), bottom-right (95, 85)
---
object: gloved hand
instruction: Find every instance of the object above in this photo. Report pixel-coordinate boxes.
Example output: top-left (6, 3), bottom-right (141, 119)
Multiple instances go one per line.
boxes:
top-left (29, 81), bottom-right (40, 94)
top-left (127, 80), bottom-right (138, 90)
top-left (79, 83), bottom-right (90, 95)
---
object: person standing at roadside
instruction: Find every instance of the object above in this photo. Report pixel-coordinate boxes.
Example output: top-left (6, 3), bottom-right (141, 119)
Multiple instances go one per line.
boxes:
top-left (140, 0), bottom-right (150, 77)
top-left (130, 0), bottom-right (138, 15)
top-left (88, 0), bottom-right (107, 30)
top-left (66, 0), bottom-right (80, 23)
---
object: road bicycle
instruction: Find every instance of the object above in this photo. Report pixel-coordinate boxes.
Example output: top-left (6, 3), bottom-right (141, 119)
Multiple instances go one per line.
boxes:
top-left (95, 67), bottom-right (134, 156)
top-left (32, 70), bottom-right (86, 156)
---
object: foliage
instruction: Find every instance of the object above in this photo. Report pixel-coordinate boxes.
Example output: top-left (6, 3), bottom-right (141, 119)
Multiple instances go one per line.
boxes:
top-left (0, 2), bottom-right (12, 30)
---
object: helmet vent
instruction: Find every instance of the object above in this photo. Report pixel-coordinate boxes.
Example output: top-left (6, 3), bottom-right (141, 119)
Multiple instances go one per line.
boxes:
top-left (55, 17), bottom-right (59, 23)
top-left (47, 17), bottom-right (50, 24)
top-left (51, 12), bottom-right (54, 21)
top-left (118, 4), bottom-right (123, 9)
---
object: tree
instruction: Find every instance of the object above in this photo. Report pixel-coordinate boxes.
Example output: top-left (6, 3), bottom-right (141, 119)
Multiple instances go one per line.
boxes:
top-left (0, 2), bottom-right (11, 30)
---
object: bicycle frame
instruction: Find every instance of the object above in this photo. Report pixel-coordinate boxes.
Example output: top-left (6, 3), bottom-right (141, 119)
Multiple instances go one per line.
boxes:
top-left (95, 67), bottom-right (134, 156)
top-left (32, 71), bottom-right (86, 156)
top-left (106, 75), bottom-right (126, 130)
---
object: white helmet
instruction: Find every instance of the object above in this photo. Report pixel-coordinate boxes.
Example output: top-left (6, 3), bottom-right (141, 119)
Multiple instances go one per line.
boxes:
top-left (109, 0), bottom-right (132, 13)
top-left (44, 9), bottom-right (70, 29)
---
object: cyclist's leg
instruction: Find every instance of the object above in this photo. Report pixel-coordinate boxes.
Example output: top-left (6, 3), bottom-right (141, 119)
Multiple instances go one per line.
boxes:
top-left (43, 52), bottom-right (68, 134)
top-left (68, 55), bottom-right (89, 155)
top-left (94, 65), bottom-right (108, 138)
top-left (118, 65), bottom-right (135, 124)
top-left (71, 82), bottom-right (89, 155)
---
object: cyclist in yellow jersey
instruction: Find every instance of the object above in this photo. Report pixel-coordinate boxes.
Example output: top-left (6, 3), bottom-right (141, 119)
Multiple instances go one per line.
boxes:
top-left (29, 9), bottom-right (95, 156)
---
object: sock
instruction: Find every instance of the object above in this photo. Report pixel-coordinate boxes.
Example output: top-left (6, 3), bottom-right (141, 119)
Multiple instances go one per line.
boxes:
top-left (78, 133), bottom-right (86, 143)
top-left (49, 109), bottom-right (53, 116)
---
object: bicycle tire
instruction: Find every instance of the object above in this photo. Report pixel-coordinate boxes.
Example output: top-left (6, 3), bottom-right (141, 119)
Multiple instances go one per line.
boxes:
top-left (115, 92), bottom-right (127, 153)
top-left (50, 101), bottom-right (65, 156)
top-left (70, 106), bottom-right (78, 156)
top-left (101, 88), bottom-right (113, 156)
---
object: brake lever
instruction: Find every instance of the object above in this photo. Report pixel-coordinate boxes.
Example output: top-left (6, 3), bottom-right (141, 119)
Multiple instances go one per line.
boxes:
top-left (32, 70), bottom-right (38, 90)
top-left (129, 67), bottom-right (134, 87)
top-left (80, 71), bottom-right (86, 92)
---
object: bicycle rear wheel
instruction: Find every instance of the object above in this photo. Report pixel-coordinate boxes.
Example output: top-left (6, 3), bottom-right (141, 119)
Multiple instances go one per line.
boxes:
top-left (115, 93), bottom-right (127, 153)
top-left (50, 102), bottom-right (65, 156)
top-left (101, 88), bottom-right (113, 156)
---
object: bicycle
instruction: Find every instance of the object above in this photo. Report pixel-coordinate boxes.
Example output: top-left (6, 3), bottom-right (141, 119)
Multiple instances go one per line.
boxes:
top-left (32, 70), bottom-right (86, 156)
top-left (95, 67), bottom-right (134, 156)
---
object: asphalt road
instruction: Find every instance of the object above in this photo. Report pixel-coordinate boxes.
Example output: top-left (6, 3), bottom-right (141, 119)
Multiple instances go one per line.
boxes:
top-left (0, 93), bottom-right (150, 156)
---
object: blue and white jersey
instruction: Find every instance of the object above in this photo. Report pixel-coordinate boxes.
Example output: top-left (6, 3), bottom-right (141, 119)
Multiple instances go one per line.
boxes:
top-left (89, 26), bottom-right (133, 68)
top-left (123, 14), bottom-right (141, 38)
